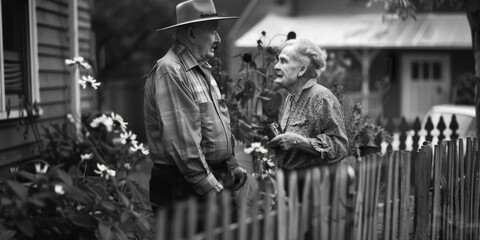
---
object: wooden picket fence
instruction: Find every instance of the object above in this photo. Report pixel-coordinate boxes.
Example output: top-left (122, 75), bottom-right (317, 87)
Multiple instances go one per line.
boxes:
top-left (153, 138), bottom-right (480, 240)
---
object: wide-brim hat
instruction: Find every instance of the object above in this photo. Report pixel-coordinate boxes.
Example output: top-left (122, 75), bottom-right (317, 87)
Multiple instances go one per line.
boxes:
top-left (156, 0), bottom-right (238, 31)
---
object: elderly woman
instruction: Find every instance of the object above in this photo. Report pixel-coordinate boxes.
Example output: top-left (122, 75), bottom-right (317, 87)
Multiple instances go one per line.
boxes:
top-left (268, 38), bottom-right (349, 171)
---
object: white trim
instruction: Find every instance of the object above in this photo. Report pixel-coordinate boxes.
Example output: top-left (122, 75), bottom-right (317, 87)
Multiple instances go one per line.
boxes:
top-left (0, 0), bottom-right (42, 120)
top-left (0, 108), bottom-right (43, 119)
top-left (0, 0), bottom-right (4, 113)
top-left (29, 0), bottom-right (40, 105)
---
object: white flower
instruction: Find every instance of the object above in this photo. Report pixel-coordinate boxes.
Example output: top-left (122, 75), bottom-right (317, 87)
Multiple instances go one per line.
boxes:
top-left (35, 163), bottom-right (49, 174)
top-left (94, 163), bottom-right (116, 179)
top-left (54, 184), bottom-right (65, 195)
top-left (66, 113), bottom-right (76, 123)
top-left (244, 142), bottom-right (268, 155)
top-left (79, 75), bottom-right (101, 90)
top-left (124, 163), bottom-right (132, 170)
top-left (110, 112), bottom-right (128, 132)
top-left (130, 143), bottom-right (149, 155)
top-left (80, 153), bottom-right (93, 162)
top-left (262, 157), bottom-right (275, 168)
top-left (90, 114), bottom-right (114, 132)
top-left (10, 166), bottom-right (18, 174)
top-left (65, 56), bottom-right (91, 69)
top-left (120, 131), bottom-right (137, 145)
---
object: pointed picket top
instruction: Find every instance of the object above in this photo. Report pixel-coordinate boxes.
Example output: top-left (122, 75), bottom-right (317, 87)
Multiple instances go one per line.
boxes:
top-left (425, 116), bottom-right (434, 143)
top-left (398, 117), bottom-right (409, 151)
top-left (449, 114), bottom-right (459, 140)
top-left (412, 116), bottom-right (422, 151)
top-left (437, 116), bottom-right (446, 142)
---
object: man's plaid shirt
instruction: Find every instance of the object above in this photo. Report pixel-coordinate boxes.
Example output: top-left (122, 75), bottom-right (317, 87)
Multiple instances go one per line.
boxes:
top-left (143, 42), bottom-right (238, 195)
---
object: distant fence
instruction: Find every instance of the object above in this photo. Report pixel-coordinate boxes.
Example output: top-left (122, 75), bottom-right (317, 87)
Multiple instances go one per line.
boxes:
top-left (153, 138), bottom-right (480, 240)
top-left (378, 113), bottom-right (470, 152)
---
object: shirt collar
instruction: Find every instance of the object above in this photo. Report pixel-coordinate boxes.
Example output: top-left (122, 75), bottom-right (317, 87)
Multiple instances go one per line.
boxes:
top-left (291, 79), bottom-right (317, 102)
top-left (172, 41), bottom-right (211, 71)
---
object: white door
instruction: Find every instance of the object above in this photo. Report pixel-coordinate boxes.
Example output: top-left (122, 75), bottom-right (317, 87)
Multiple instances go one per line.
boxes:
top-left (401, 54), bottom-right (451, 121)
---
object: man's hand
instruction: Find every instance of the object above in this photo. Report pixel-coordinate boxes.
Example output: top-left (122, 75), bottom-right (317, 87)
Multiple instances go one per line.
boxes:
top-left (229, 167), bottom-right (247, 191)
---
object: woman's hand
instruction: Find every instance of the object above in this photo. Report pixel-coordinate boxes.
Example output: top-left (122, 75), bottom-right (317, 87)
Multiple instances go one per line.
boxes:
top-left (267, 132), bottom-right (304, 151)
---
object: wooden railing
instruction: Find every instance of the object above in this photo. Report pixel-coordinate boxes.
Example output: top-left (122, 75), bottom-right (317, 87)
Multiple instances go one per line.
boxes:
top-left (154, 138), bottom-right (480, 240)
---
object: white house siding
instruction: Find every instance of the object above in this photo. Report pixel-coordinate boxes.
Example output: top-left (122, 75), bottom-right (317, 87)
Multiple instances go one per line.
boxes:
top-left (0, 0), bottom-right (96, 167)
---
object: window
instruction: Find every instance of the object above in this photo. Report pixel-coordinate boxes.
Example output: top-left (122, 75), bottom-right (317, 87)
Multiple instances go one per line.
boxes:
top-left (0, 0), bottom-right (40, 120)
top-left (410, 60), bottom-right (443, 82)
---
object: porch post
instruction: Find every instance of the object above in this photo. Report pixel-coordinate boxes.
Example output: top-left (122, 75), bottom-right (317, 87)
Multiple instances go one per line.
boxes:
top-left (351, 49), bottom-right (379, 114)
top-left (69, 0), bottom-right (81, 138)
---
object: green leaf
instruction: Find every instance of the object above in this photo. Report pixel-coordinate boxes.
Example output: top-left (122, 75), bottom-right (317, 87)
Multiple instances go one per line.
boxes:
top-left (112, 227), bottom-right (129, 240)
top-left (135, 217), bottom-right (150, 232)
top-left (101, 201), bottom-right (116, 211)
top-left (16, 171), bottom-right (36, 182)
top-left (7, 181), bottom-right (28, 201)
top-left (68, 213), bottom-right (96, 229)
top-left (27, 197), bottom-right (45, 208)
top-left (15, 220), bottom-right (34, 238)
top-left (116, 191), bottom-right (130, 207)
top-left (120, 212), bottom-right (129, 223)
top-left (98, 222), bottom-right (113, 240)
top-left (57, 169), bottom-right (73, 186)
top-left (1, 197), bottom-right (13, 205)
top-left (67, 186), bottom-right (90, 204)
top-left (0, 230), bottom-right (16, 240)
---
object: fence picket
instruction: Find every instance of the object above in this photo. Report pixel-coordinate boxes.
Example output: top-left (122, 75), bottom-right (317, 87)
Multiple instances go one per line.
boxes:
top-left (320, 167), bottom-right (331, 240)
top-left (250, 187), bottom-right (260, 240)
top-left (172, 201), bottom-right (185, 240)
top-left (221, 192), bottom-right (232, 240)
top-left (391, 151), bottom-right (400, 240)
top-left (312, 168), bottom-right (321, 240)
top-left (414, 143), bottom-right (432, 240)
top-left (354, 157), bottom-right (366, 240)
top-left (186, 197), bottom-right (198, 240)
top-left (372, 155), bottom-right (383, 240)
top-left (263, 186), bottom-right (274, 240)
top-left (382, 152), bottom-right (394, 240)
top-left (237, 193), bottom-right (248, 240)
top-left (464, 138), bottom-right (473, 239)
top-left (399, 151), bottom-right (411, 240)
top-left (458, 139), bottom-right (465, 240)
top-left (364, 155), bottom-right (374, 240)
top-left (276, 170), bottom-right (286, 240)
top-left (472, 149), bottom-right (480, 240)
top-left (437, 116), bottom-right (446, 142)
top-left (431, 145), bottom-right (442, 240)
top-left (154, 208), bottom-right (168, 240)
top-left (205, 193), bottom-right (217, 240)
top-left (440, 142), bottom-right (448, 240)
top-left (288, 171), bottom-right (299, 240)
top-left (298, 170), bottom-right (312, 240)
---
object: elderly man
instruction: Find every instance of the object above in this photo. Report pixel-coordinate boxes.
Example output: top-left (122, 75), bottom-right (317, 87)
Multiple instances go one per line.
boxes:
top-left (268, 38), bottom-right (349, 170)
top-left (143, 0), bottom-right (247, 213)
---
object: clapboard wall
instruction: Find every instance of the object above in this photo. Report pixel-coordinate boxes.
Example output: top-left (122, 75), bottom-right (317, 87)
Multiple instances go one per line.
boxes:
top-left (0, 0), bottom-right (96, 167)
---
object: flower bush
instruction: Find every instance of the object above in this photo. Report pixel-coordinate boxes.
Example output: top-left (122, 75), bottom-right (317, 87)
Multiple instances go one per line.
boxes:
top-left (0, 57), bottom-right (152, 240)
top-left (347, 103), bottom-right (392, 157)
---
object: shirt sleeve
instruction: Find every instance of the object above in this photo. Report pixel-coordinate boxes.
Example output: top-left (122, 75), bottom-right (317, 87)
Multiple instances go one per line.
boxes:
top-left (308, 95), bottom-right (349, 162)
top-left (154, 65), bottom-right (220, 195)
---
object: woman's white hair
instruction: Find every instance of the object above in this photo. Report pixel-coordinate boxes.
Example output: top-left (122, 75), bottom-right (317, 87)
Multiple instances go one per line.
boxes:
top-left (279, 38), bottom-right (327, 78)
